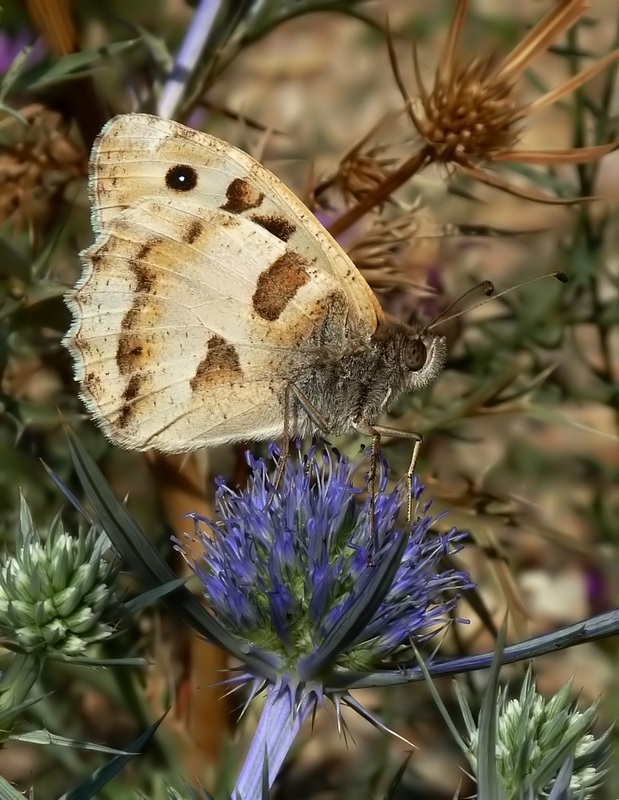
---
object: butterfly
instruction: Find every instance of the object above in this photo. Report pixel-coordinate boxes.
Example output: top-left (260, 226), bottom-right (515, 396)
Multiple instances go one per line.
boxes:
top-left (63, 113), bottom-right (447, 491)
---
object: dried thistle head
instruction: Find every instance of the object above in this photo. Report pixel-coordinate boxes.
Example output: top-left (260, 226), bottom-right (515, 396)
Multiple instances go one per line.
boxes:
top-left (390, 0), bottom-right (619, 201)
top-left (347, 205), bottom-right (450, 324)
top-left (327, 1), bottom-right (619, 237)
top-left (348, 204), bottom-right (423, 282)
top-left (335, 141), bottom-right (397, 205)
top-left (0, 105), bottom-right (86, 240)
top-left (313, 112), bottom-right (401, 207)
top-left (416, 50), bottom-right (524, 166)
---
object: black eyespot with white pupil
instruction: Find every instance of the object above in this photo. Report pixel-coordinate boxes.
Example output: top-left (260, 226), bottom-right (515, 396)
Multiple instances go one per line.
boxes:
top-left (165, 164), bottom-right (198, 192)
top-left (405, 339), bottom-right (427, 371)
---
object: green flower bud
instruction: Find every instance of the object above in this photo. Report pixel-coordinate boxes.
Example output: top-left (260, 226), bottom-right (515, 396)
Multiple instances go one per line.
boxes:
top-left (462, 668), bottom-right (611, 799)
top-left (0, 493), bottom-right (120, 657)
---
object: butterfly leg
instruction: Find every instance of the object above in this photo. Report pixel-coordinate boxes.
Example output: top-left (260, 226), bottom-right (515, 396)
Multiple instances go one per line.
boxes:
top-left (352, 422), bottom-right (387, 558)
top-left (371, 425), bottom-right (423, 523)
top-left (271, 382), bottom-right (331, 495)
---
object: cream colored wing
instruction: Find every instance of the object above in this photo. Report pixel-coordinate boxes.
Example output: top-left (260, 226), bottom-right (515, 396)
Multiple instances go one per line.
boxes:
top-left (65, 194), bottom-right (353, 452)
top-left (65, 113), bottom-right (386, 452)
top-left (88, 113), bottom-right (384, 332)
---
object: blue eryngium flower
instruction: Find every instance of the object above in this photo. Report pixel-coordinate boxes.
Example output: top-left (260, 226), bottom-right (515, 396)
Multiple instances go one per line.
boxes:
top-left (179, 443), bottom-right (473, 797)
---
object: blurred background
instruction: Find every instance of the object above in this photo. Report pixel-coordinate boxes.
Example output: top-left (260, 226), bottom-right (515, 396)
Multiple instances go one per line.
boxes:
top-left (0, 0), bottom-right (617, 797)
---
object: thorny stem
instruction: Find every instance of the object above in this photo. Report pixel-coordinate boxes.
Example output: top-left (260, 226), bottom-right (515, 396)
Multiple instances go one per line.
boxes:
top-left (342, 607), bottom-right (619, 690)
top-left (234, 684), bottom-right (315, 799)
top-left (327, 146), bottom-right (431, 237)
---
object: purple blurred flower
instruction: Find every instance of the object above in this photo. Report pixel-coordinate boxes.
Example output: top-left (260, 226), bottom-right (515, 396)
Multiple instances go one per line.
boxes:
top-left (0, 29), bottom-right (45, 75)
top-left (180, 443), bottom-right (473, 798)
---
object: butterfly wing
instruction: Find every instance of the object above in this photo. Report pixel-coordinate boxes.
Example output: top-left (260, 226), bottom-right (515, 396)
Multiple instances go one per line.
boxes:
top-left (65, 114), bottom-right (384, 452)
top-left (89, 113), bottom-right (384, 331)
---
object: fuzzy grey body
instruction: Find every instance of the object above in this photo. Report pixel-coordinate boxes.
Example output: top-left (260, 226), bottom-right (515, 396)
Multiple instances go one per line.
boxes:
top-left (290, 318), bottom-right (447, 437)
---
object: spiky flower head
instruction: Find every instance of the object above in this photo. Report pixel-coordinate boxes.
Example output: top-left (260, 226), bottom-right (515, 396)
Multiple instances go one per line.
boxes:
top-left (332, 119), bottom-right (399, 207)
top-left (177, 443), bottom-right (473, 799)
top-left (346, 208), bottom-right (431, 292)
top-left (181, 443), bottom-right (472, 683)
top-left (0, 493), bottom-right (120, 657)
top-left (0, 105), bottom-right (85, 232)
top-left (461, 669), bottom-right (611, 799)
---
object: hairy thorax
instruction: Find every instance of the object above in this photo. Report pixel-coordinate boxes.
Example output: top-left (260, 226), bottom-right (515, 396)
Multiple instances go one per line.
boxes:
top-left (290, 318), bottom-right (446, 436)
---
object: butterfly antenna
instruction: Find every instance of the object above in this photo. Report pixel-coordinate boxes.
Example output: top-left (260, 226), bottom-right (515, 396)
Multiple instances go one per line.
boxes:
top-left (423, 280), bottom-right (495, 333)
top-left (426, 271), bottom-right (568, 331)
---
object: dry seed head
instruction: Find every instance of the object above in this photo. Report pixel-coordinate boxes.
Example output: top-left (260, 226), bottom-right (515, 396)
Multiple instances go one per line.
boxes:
top-left (0, 106), bottom-right (86, 232)
top-left (375, 0), bottom-right (619, 213)
top-left (313, 112), bottom-right (403, 207)
top-left (336, 143), bottom-right (397, 204)
top-left (348, 207), bottom-right (420, 271)
top-left (348, 206), bottom-right (438, 295)
top-left (420, 55), bottom-right (526, 165)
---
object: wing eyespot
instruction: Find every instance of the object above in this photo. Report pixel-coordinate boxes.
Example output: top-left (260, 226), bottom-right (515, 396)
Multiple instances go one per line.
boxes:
top-left (165, 164), bottom-right (198, 192)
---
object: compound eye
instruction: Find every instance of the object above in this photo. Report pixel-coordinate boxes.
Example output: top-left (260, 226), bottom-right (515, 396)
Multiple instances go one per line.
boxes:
top-left (405, 339), bottom-right (427, 371)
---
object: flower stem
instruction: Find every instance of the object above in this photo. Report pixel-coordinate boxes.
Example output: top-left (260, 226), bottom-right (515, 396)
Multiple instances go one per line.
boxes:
top-left (234, 683), bottom-right (315, 799)
top-left (157, 0), bottom-right (222, 120)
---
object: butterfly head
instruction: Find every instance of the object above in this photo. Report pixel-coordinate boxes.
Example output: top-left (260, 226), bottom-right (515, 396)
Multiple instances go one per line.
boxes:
top-left (401, 327), bottom-right (447, 392)
top-left (371, 319), bottom-right (447, 397)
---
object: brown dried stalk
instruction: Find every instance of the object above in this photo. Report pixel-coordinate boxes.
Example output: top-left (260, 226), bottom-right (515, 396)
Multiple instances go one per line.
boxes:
top-left (149, 452), bottom-right (229, 773)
